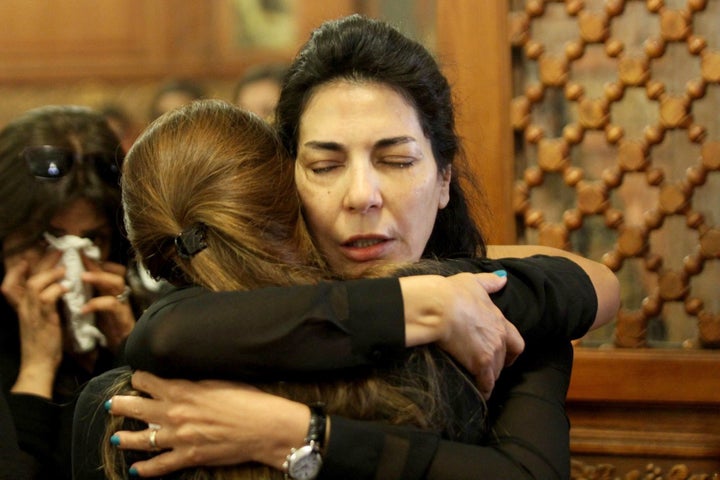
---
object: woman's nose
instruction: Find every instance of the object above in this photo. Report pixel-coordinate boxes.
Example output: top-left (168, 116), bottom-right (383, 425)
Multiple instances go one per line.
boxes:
top-left (342, 164), bottom-right (382, 213)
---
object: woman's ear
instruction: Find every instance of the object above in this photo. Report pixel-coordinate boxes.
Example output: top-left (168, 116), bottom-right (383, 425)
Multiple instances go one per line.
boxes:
top-left (438, 166), bottom-right (451, 209)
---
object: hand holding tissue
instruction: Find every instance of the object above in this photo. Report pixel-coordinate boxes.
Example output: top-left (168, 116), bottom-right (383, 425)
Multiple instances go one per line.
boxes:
top-left (43, 233), bottom-right (107, 353)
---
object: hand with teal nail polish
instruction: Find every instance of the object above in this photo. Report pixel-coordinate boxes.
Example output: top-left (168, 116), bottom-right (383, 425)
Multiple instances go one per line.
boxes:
top-left (110, 434), bottom-right (120, 446)
top-left (428, 271), bottom-right (523, 399)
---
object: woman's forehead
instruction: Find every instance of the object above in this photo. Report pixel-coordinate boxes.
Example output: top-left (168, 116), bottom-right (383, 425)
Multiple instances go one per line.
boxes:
top-left (299, 81), bottom-right (424, 143)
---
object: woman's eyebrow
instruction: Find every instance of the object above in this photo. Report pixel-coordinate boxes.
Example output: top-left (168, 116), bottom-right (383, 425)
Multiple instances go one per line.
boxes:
top-left (302, 136), bottom-right (417, 151)
top-left (302, 140), bottom-right (344, 151)
top-left (374, 136), bottom-right (416, 149)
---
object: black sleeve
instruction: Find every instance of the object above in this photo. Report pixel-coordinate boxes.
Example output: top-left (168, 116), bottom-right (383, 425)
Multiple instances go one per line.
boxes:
top-left (462, 256), bottom-right (597, 343)
top-left (125, 278), bottom-right (405, 379)
top-left (0, 387), bottom-right (37, 480)
top-left (125, 255), bottom-right (595, 378)
top-left (76, 346), bottom-right (573, 480)
top-left (320, 340), bottom-right (574, 480)
top-left (6, 393), bottom-right (64, 476)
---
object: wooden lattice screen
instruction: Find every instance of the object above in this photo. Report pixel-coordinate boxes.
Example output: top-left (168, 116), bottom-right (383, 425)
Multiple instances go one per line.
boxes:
top-left (438, 1), bottom-right (720, 476)
top-left (508, 0), bottom-right (719, 350)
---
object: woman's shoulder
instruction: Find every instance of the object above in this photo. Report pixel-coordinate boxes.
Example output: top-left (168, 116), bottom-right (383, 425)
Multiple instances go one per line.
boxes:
top-left (79, 366), bottom-right (134, 405)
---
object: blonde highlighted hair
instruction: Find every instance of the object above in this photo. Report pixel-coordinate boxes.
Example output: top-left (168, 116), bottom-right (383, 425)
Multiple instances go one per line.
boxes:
top-left (121, 99), bottom-right (323, 290)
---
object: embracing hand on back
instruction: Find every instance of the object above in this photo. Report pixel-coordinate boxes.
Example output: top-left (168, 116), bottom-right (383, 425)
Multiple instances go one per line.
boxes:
top-left (437, 272), bottom-right (524, 398)
top-left (400, 272), bottom-right (524, 398)
top-left (107, 371), bottom-right (309, 477)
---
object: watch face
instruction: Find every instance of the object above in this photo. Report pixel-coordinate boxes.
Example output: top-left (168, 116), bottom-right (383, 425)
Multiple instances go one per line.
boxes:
top-left (288, 445), bottom-right (322, 480)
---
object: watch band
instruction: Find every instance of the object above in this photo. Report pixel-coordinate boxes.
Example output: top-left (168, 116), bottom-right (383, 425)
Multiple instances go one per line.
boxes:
top-left (306, 403), bottom-right (327, 448)
top-left (282, 403), bottom-right (327, 480)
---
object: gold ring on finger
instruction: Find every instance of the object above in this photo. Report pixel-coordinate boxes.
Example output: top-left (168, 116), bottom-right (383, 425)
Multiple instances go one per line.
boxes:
top-left (149, 429), bottom-right (159, 450)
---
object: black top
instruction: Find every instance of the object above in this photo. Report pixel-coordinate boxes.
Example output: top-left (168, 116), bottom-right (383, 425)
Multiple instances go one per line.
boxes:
top-left (320, 340), bottom-right (574, 479)
top-left (0, 309), bottom-right (119, 480)
top-left (0, 387), bottom-right (36, 480)
top-left (125, 256), bottom-right (595, 379)
top-left (73, 255), bottom-right (596, 479)
top-left (0, 288), bottom-right (126, 480)
top-left (0, 260), bottom-right (154, 480)
top-left (73, 341), bottom-right (574, 480)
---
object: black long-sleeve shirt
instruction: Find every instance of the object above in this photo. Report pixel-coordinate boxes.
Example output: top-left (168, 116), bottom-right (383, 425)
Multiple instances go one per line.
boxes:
top-left (73, 256), bottom-right (596, 479)
top-left (125, 256), bottom-right (594, 378)
top-left (0, 386), bottom-right (36, 480)
top-left (0, 293), bottom-right (119, 480)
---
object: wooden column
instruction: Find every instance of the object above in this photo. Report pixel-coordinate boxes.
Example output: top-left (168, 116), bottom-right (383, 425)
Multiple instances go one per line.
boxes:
top-left (436, 0), bottom-right (516, 244)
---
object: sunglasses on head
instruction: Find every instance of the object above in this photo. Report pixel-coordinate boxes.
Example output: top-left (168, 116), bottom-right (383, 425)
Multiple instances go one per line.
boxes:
top-left (21, 145), bottom-right (121, 184)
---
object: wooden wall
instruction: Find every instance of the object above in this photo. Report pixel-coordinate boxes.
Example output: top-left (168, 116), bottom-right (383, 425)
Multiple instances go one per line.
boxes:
top-left (436, 1), bottom-right (516, 244)
top-left (437, 1), bottom-right (720, 478)
top-left (0, 0), bottom-right (360, 82)
top-left (0, 0), bottom-right (355, 129)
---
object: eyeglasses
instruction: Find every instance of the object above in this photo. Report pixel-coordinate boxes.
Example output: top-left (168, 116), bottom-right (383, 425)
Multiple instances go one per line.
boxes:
top-left (22, 145), bottom-right (121, 184)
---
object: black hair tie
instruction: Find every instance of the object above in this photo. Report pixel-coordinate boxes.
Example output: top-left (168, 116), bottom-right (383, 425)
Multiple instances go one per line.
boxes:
top-left (175, 223), bottom-right (208, 259)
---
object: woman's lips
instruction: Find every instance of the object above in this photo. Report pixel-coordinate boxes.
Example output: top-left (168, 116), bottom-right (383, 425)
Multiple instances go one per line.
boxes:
top-left (340, 237), bottom-right (391, 262)
top-left (345, 238), bottom-right (384, 248)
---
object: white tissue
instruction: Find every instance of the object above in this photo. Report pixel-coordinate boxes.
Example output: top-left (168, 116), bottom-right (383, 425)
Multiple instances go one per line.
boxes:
top-left (44, 233), bottom-right (107, 353)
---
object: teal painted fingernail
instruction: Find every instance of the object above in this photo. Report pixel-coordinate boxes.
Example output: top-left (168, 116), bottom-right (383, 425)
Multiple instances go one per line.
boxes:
top-left (104, 399), bottom-right (112, 412)
top-left (129, 466), bottom-right (139, 477)
top-left (110, 434), bottom-right (120, 446)
top-left (493, 269), bottom-right (507, 277)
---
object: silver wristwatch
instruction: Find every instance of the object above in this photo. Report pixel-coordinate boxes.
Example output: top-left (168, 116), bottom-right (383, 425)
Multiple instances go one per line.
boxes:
top-left (283, 404), bottom-right (326, 480)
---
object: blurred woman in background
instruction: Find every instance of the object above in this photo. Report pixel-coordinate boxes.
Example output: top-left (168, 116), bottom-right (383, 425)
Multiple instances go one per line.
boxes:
top-left (0, 105), bottom-right (137, 479)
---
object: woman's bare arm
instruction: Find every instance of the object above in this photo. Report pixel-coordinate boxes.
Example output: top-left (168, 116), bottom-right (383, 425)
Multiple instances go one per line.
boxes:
top-left (487, 245), bottom-right (620, 331)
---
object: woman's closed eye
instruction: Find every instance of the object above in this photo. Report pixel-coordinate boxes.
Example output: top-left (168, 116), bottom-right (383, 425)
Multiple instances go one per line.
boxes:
top-left (311, 165), bottom-right (339, 174)
top-left (379, 155), bottom-right (416, 168)
top-left (307, 160), bottom-right (343, 175)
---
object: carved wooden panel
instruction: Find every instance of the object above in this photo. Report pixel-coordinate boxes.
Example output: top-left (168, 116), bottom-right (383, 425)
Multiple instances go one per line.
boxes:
top-left (438, 0), bottom-right (719, 473)
top-left (508, 0), bottom-right (720, 349)
top-left (571, 457), bottom-right (720, 479)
